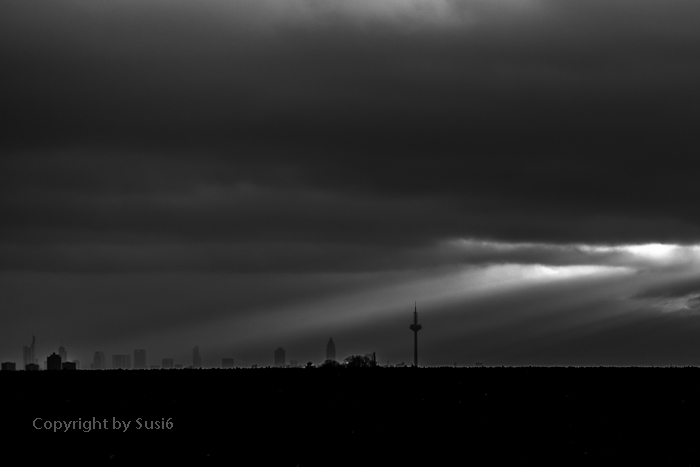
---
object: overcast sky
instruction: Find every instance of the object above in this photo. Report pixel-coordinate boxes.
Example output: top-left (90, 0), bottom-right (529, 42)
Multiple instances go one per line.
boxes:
top-left (2, 0), bottom-right (700, 367)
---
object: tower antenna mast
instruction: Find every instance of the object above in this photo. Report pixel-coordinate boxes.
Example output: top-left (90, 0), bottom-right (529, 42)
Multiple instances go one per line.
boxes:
top-left (409, 301), bottom-right (422, 367)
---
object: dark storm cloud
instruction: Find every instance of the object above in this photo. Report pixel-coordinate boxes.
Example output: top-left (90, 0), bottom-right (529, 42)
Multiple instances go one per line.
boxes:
top-left (1, 149), bottom-right (693, 273)
top-left (6, 0), bottom-right (700, 368)
top-left (0, 237), bottom-right (638, 273)
top-left (632, 276), bottom-right (700, 300)
top-left (2, 149), bottom-right (700, 273)
top-left (2, 0), bottom-right (700, 275)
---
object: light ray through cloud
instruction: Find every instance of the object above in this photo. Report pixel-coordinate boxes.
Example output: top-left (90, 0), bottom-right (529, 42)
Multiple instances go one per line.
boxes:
top-left (2, 0), bottom-right (700, 367)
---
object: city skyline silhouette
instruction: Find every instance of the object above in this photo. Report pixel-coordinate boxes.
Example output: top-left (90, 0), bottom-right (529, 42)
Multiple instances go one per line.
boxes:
top-left (3, 2), bottom-right (699, 463)
top-left (3, 318), bottom-right (417, 370)
top-left (2, 0), bottom-right (700, 369)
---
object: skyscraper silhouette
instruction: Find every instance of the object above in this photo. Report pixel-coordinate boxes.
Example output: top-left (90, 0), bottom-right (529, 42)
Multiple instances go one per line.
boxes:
top-left (23, 335), bottom-right (36, 367)
top-left (47, 353), bottom-right (61, 371)
top-left (134, 349), bottom-right (147, 369)
top-left (93, 351), bottom-right (106, 370)
top-left (112, 355), bottom-right (124, 369)
top-left (222, 358), bottom-right (235, 368)
top-left (326, 337), bottom-right (335, 361)
top-left (409, 302), bottom-right (422, 367)
top-left (112, 354), bottom-right (131, 369)
top-left (58, 345), bottom-right (67, 363)
top-left (274, 348), bottom-right (285, 368)
top-left (193, 346), bottom-right (201, 368)
top-left (326, 337), bottom-right (336, 362)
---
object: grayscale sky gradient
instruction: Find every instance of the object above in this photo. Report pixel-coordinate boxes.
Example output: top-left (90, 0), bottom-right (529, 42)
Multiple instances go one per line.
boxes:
top-left (2, 0), bottom-right (700, 367)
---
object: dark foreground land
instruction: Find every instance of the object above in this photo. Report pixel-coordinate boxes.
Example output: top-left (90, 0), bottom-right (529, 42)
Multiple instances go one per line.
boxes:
top-left (3, 367), bottom-right (700, 465)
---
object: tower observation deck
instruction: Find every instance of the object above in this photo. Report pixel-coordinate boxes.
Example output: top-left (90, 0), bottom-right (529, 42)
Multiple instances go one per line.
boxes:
top-left (409, 302), bottom-right (422, 367)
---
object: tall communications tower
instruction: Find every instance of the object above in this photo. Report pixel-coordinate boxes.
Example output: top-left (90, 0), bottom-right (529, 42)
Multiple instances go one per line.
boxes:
top-left (409, 302), bottom-right (422, 367)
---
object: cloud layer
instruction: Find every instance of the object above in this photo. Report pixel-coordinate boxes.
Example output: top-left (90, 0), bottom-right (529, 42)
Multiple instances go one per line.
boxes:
top-left (2, 1), bottom-right (700, 365)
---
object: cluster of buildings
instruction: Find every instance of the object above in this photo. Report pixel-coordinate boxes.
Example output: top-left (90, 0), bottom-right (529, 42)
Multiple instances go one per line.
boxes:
top-left (271, 337), bottom-right (336, 368)
top-left (0, 336), bottom-right (200, 371)
top-left (271, 337), bottom-right (382, 367)
top-left (91, 348), bottom-right (199, 370)
top-left (3, 305), bottom-right (425, 370)
top-left (2, 334), bottom-right (408, 370)
top-left (2, 336), bottom-right (349, 370)
top-left (0, 336), bottom-right (82, 371)
top-left (2, 305), bottom-right (425, 371)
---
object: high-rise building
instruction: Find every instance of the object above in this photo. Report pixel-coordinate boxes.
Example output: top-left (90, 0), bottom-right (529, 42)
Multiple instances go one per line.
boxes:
top-left (112, 354), bottom-right (131, 369)
top-left (58, 346), bottom-right (67, 363)
top-left (274, 348), bottom-right (286, 368)
top-left (47, 353), bottom-right (62, 371)
top-left (162, 358), bottom-right (174, 369)
top-left (222, 358), bottom-right (235, 368)
top-left (23, 346), bottom-right (31, 367)
top-left (193, 346), bottom-right (201, 368)
top-left (112, 354), bottom-right (124, 369)
top-left (326, 337), bottom-right (336, 362)
top-left (1, 362), bottom-right (16, 371)
top-left (23, 335), bottom-right (36, 367)
top-left (134, 349), bottom-right (147, 369)
top-left (25, 363), bottom-right (39, 371)
top-left (93, 351), bottom-right (106, 370)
